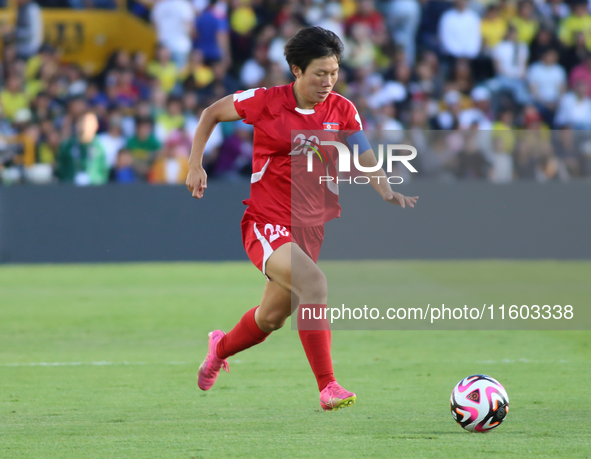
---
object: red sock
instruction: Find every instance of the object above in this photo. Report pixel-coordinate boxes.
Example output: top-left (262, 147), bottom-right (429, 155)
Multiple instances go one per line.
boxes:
top-left (217, 306), bottom-right (270, 360)
top-left (298, 304), bottom-right (336, 392)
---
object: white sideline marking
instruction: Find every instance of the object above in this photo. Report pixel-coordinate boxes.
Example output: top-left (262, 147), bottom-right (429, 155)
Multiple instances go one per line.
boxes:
top-left (1, 361), bottom-right (188, 367)
top-left (1, 360), bottom-right (244, 368)
top-left (476, 359), bottom-right (575, 364)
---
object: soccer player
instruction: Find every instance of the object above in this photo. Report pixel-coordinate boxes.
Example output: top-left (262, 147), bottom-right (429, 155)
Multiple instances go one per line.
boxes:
top-left (186, 27), bottom-right (418, 411)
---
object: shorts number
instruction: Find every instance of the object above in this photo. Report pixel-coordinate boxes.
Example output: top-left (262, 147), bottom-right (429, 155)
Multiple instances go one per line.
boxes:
top-left (264, 224), bottom-right (289, 243)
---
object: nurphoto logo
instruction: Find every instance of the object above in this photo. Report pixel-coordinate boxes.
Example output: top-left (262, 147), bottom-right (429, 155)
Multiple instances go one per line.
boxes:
top-left (290, 132), bottom-right (418, 185)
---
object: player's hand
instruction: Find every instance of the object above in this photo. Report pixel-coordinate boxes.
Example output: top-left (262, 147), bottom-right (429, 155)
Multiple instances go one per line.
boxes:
top-left (186, 166), bottom-right (207, 199)
top-left (383, 191), bottom-right (418, 209)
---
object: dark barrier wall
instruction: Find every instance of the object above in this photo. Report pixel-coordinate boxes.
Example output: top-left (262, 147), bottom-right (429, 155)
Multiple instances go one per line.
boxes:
top-left (0, 182), bottom-right (589, 263)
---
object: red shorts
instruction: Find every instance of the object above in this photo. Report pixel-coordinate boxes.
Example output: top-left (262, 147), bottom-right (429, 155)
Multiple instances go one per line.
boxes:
top-left (241, 207), bottom-right (325, 277)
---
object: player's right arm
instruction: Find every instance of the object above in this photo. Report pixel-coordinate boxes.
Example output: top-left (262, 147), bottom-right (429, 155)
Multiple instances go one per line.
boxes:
top-left (186, 95), bottom-right (243, 199)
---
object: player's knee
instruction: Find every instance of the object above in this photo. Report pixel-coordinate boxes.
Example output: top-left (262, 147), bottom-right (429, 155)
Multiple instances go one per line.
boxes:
top-left (301, 271), bottom-right (328, 304)
top-left (257, 310), bottom-right (288, 331)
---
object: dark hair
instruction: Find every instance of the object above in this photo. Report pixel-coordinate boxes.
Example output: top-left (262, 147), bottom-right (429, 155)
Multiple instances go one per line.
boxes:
top-left (284, 26), bottom-right (344, 76)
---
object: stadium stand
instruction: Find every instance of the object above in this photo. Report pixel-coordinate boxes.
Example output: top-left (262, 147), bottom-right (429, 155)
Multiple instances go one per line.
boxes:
top-left (1, 0), bottom-right (591, 185)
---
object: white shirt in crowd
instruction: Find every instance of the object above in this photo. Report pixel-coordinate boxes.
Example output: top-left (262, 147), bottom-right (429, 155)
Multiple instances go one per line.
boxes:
top-left (554, 92), bottom-right (591, 128)
top-left (240, 59), bottom-right (266, 87)
top-left (97, 133), bottom-right (126, 168)
top-left (183, 116), bottom-right (224, 157)
top-left (267, 37), bottom-right (291, 74)
top-left (493, 40), bottom-right (529, 79)
top-left (438, 7), bottom-right (482, 58)
top-left (458, 108), bottom-right (493, 130)
top-left (151, 0), bottom-right (195, 55)
top-left (527, 62), bottom-right (566, 104)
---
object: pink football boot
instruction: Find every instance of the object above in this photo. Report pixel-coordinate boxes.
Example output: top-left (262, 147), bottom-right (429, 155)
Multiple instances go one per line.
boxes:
top-left (197, 330), bottom-right (230, 390)
top-left (320, 381), bottom-right (356, 411)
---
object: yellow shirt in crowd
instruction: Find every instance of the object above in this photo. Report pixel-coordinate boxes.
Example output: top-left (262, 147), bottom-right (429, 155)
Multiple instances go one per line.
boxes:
top-left (0, 91), bottom-right (29, 121)
top-left (511, 16), bottom-right (539, 44)
top-left (559, 14), bottom-right (591, 48)
top-left (147, 61), bottom-right (178, 93)
top-left (482, 17), bottom-right (508, 48)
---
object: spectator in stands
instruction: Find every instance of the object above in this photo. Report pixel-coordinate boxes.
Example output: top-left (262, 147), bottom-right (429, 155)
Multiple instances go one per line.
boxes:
top-left (438, 0), bottom-right (482, 59)
top-left (3, 3), bottom-right (591, 184)
top-left (12, 108), bottom-right (37, 168)
top-left (558, 0), bottom-right (591, 49)
top-left (345, 0), bottom-right (387, 46)
top-left (181, 50), bottom-right (215, 91)
top-left (155, 95), bottom-right (184, 142)
top-left (510, 0), bottom-right (538, 45)
top-left (539, 0), bottom-right (570, 31)
top-left (409, 54), bottom-right (442, 100)
top-left (498, 0), bottom-right (517, 22)
top-left (65, 64), bottom-right (87, 97)
top-left (15, 0), bottom-right (42, 60)
top-left (97, 112), bottom-right (126, 170)
top-left (200, 61), bottom-right (239, 101)
top-left (568, 52), bottom-right (591, 96)
top-left (489, 26), bottom-right (532, 106)
top-left (183, 103), bottom-right (223, 168)
top-left (515, 109), bottom-right (557, 181)
top-left (228, 0), bottom-right (259, 67)
top-left (560, 30), bottom-right (587, 74)
top-left (458, 86), bottom-right (493, 130)
top-left (529, 26), bottom-right (562, 65)
top-left (447, 58), bottom-right (474, 97)
top-left (131, 52), bottom-right (152, 99)
top-left (37, 126), bottom-right (60, 170)
top-left (1, 74), bottom-right (29, 121)
top-left (213, 120), bottom-right (252, 179)
top-left (194, 0), bottom-right (230, 67)
top-left (344, 23), bottom-right (376, 70)
top-left (147, 45), bottom-right (178, 94)
top-left (554, 80), bottom-right (591, 129)
top-left (436, 89), bottom-right (462, 129)
top-left (268, 19), bottom-right (299, 75)
top-left (240, 44), bottom-right (268, 88)
top-left (126, 117), bottom-right (160, 179)
top-left (481, 4), bottom-right (508, 52)
top-left (113, 149), bottom-right (137, 183)
top-left (388, 0), bottom-right (421, 65)
top-left (149, 135), bottom-right (189, 184)
top-left (56, 112), bottom-right (108, 185)
top-left (527, 48), bottom-right (566, 125)
top-left (151, 0), bottom-right (195, 68)
top-left (491, 109), bottom-right (516, 154)
top-left (315, 2), bottom-right (346, 43)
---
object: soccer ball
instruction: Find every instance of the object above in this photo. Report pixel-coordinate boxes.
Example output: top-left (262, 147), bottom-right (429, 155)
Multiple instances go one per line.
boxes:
top-left (450, 374), bottom-right (509, 432)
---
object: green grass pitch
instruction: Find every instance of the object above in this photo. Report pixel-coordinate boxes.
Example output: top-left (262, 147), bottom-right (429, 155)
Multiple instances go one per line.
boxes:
top-left (1, 261), bottom-right (590, 458)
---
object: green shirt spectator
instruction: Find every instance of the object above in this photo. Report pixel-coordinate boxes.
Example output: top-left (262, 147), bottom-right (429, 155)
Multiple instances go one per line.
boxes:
top-left (126, 118), bottom-right (161, 179)
top-left (57, 137), bottom-right (108, 185)
top-left (56, 112), bottom-right (108, 185)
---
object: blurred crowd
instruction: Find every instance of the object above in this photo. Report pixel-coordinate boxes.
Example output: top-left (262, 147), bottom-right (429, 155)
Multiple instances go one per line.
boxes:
top-left (2, 0), bottom-right (591, 186)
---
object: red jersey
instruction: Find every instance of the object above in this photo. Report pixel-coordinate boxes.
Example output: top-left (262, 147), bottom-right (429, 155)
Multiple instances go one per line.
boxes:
top-left (233, 82), bottom-right (363, 227)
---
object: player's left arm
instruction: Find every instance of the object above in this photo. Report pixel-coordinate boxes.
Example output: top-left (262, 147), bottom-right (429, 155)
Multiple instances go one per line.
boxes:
top-left (356, 149), bottom-right (418, 209)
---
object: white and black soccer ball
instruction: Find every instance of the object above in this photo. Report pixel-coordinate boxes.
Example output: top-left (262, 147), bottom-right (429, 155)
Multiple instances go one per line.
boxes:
top-left (450, 374), bottom-right (509, 432)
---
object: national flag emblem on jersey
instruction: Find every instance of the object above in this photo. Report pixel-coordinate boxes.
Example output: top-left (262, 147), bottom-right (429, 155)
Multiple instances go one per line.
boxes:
top-left (323, 122), bottom-right (339, 132)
